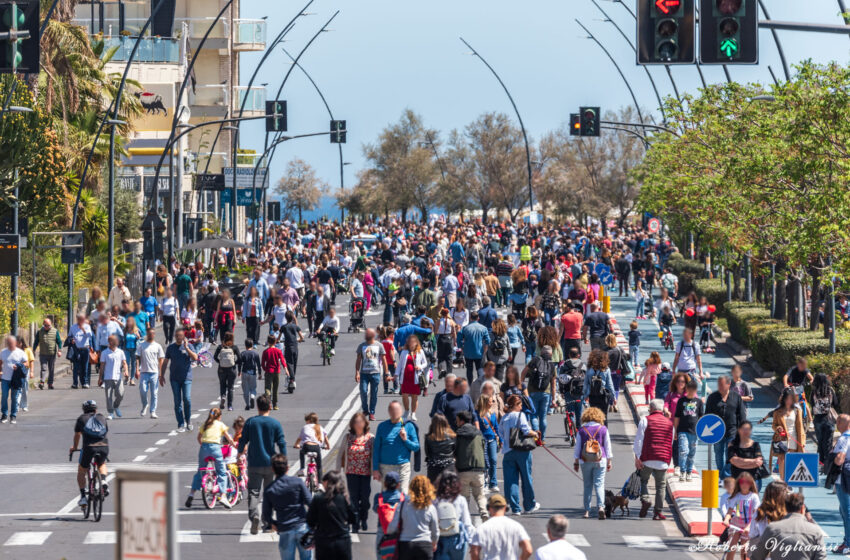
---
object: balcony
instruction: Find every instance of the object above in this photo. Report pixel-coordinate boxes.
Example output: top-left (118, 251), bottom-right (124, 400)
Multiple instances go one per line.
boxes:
top-left (102, 36), bottom-right (180, 63)
top-left (235, 86), bottom-right (266, 116)
top-left (234, 19), bottom-right (267, 51)
top-left (189, 84), bottom-right (229, 118)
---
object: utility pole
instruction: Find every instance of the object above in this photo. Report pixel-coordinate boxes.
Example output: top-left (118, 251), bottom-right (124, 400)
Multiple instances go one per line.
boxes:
top-left (11, 169), bottom-right (18, 336)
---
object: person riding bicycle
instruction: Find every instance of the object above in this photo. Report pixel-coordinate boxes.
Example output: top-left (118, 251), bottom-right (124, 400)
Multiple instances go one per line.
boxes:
top-left (783, 357), bottom-right (814, 427)
top-left (314, 307), bottom-right (340, 356)
top-left (294, 411), bottom-right (330, 483)
top-left (186, 408), bottom-right (236, 509)
top-left (70, 400), bottom-right (109, 507)
top-left (659, 306), bottom-right (676, 346)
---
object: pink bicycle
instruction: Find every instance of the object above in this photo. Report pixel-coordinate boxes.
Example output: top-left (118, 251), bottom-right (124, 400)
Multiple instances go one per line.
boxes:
top-left (199, 455), bottom-right (239, 509)
top-left (304, 450), bottom-right (320, 493)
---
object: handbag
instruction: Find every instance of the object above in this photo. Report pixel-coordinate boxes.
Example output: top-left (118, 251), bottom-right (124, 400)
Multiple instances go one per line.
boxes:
top-left (89, 349), bottom-right (99, 365)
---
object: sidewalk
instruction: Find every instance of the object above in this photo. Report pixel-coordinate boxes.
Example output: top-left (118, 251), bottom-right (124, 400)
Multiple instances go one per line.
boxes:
top-left (609, 295), bottom-right (842, 553)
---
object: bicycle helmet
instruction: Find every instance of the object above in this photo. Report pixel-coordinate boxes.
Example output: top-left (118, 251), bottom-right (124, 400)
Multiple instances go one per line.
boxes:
top-left (82, 400), bottom-right (97, 413)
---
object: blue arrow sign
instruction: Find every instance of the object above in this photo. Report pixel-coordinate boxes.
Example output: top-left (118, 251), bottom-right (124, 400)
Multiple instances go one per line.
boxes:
top-left (594, 263), bottom-right (611, 277)
top-left (696, 414), bottom-right (726, 445)
top-left (784, 453), bottom-right (819, 487)
top-left (599, 271), bottom-right (614, 286)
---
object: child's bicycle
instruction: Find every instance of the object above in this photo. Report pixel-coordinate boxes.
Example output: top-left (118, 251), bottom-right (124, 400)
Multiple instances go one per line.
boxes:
top-left (222, 446), bottom-right (248, 506)
top-left (318, 332), bottom-right (334, 366)
top-left (303, 450), bottom-right (320, 493)
top-left (194, 343), bottom-right (213, 368)
top-left (69, 449), bottom-right (107, 521)
top-left (561, 399), bottom-right (581, 447)
top-left (661, 327), bottom-right (674, 351)
top-left (198, 455), bottom-right (239, 509)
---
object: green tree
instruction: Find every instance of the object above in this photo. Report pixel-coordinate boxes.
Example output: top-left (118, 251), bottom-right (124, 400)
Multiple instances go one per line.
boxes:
top-left (275, 158), bottom-right (326, 223)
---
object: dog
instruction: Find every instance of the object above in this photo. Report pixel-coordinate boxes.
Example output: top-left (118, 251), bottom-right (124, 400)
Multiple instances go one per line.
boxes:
top-left (604, 490), bottom-right (630, 517)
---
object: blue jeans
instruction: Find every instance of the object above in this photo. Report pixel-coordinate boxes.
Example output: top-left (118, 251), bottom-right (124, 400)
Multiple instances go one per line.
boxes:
top-left (191, 443), bottom-right (228, 492)
top-left (1, 379), bottom-right (20, 417)
top-left (502, 450), bottom-right (535, 513)
top-left (580, 461), bottom-right (605, 512)
top-left (484, 438), bottom-right (499, 488)
top-left (72, 350), bottom-right (89, 386)
top-left (528, 392), bottom-right (551, 439)
top-left (170, 379), bottom-right (192, 428)
top-left (124, 349), bottom-right (137, 379)
top-left (629, 345), bottom-right (640, 367)
top-left (838, 480), bottom-right (850, 548)
top-left (678, 432), bottom-right (697, 475)
top-left (139, 372), bottom-right (159, 413)
top-left (277, 523), bottom-right (312, 560)
top-left (359, 372), bottom-right (380, 416)
top-left (525, 341), bottom-right (536, 363)
top-left (714, 434), bottom-right (734, 479)
top-left (436, 534), bottom-right (467, 560)
top-left (635, 296), bottom-right (645, 318)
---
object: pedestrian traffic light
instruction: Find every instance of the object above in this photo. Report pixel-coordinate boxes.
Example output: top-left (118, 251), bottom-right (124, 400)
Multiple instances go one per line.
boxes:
top-left (699, 0), bottom-right (758, 64)
top-left (265, 100), bottom-right (286, 132)
top-left (569, 113), bottom-right (581, 136)
top-left (579, 107), bottom-right (600, 137)
top-left (637, 0), bottom-right (695, 65)
top-left (330, 120), bottom-right (346, 144)
top-left (0, 1), bottom-right (40, 74)
top-left (267, 200), bottom-right (281, 222)
top-left (60, 232), bottom-right (84, 265)
top-left (0, 233), bottom-right (19, 275)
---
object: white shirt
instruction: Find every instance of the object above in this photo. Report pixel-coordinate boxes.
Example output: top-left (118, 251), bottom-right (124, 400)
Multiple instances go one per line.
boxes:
top-left (138, 341), bottom-right (165, 374)
top-left (100, 348), bottom-right (126, 381)
top-left (534, 539), bottom-right (587, 560)
top-left (299, 423), bottom-right (326, 446)
top-left (0, 348), bottom-right (27, 381)
top-left (452, 309), bottom-right (469, 328)
top-left (470, 515), bottom-right (530, 560)
top-left (181, 308), bottom-right (197, 325)
top-left (320, 316), bottom-right (340, 333)
top-left (161, 297), bottom-right (178, 317)
top-left (286, 267), bottom-right (304, 289)
top-left (271, 304), bottom-right (289, 328)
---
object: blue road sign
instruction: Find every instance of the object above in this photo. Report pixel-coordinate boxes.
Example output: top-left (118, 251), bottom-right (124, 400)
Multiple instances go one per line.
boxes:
top-left (594, 263), bottom-right (611, 277)
top-left (784, 453), bottom-right (819, 487)
top-left (599, 271), bottom-right (614, 286)
top-left (696, 414), bottom-right (726, 445)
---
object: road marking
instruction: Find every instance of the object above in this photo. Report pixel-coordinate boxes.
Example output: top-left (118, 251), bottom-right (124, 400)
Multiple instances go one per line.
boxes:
top-left (145, 447), bottom-right (158, 453)
top-left (209, 400), bottom-right (219, 405)
top-left (623, 535), bottom-right (668, 549)
top-left (178, 530), bottom-right (202, 543)
top-left (11, 462), bottom-right (197, 477)
top-left (4, 532), bottom-right (51, 546)
top-left (169, 430), bottom-right (178, 436)
top-left (350, 533), bottom-right (360, 543)
top-left (539, 533), bottom-right (589, 547)
top-left (239, 520), bottom-right (276, 542)
top-left (199, 408), bottom-right (209, 412)
top-left (57, 473), bottom-right (115, 515)
top-left (155, 439), bottom-right (169, 445)
top-left (133, 455), bottom-right (147, 462)
top-left (190, 413), bottom-right (200, 419)
top-left (83, 531), bottom-right (115, 544)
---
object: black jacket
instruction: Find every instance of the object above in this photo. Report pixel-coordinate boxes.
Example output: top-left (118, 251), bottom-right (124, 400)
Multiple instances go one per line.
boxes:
top-left (306, 492), bottom-right (355, 540)
top-left (262, 475), bottom-right (311, 532)
top-left (705, 390), bottom-right (747, 439)
top-left (425, 437), bottom-right (456, 470)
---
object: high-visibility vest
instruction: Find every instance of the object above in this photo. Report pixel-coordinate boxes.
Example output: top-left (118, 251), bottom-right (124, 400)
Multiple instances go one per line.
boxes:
top-left (520, 245), bottom-right (531, 262)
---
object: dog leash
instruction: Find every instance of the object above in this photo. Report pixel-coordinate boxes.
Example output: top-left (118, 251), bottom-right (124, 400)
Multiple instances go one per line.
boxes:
top-left (538, 443), bottom-right (585, 481)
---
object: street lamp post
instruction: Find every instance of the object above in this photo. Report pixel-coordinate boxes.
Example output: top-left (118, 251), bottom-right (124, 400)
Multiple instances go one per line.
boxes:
top-left (106, 118), bottom-right (126, 293)
top-left (459, 37), bottom-right (534, 218)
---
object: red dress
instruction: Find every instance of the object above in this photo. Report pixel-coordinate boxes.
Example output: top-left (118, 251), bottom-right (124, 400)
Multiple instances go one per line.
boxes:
top-left (400, 355), bottom-right (421, 396)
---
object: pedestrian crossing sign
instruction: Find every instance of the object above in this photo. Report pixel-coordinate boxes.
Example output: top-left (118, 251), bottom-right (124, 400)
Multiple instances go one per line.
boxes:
top-left (784, 453), bottom-right (819, 487)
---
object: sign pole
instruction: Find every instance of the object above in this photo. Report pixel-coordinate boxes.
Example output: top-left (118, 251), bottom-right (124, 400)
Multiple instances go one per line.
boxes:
top-left (707, 444), bottom-right (712, 537)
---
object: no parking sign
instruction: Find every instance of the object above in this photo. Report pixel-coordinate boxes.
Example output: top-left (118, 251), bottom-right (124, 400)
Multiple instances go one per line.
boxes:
top-left (647, 218), bottom-right (660, 234)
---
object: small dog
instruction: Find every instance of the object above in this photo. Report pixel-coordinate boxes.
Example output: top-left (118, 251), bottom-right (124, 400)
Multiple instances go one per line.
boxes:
top-left (604, 490), bottom-right (630, 517)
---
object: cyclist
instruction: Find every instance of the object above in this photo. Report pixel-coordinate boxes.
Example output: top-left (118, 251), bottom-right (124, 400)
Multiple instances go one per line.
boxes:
top-left (314, 306), bottom-right (340, 356)
top-left (186, 408), bottom-right (236, 509)
top-left (70, 400), bottom-right (109, 507)
top-left (659, 305), bottom-right (676, 348)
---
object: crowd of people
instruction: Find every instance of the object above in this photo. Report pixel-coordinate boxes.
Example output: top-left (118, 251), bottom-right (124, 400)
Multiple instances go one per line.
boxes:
top-left (1, 217), bottom-right (842, 560)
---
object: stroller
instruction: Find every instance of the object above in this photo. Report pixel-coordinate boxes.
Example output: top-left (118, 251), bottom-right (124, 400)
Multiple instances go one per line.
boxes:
top-left (509, 291), bottom-right (528, 319)
top-left (348, 297), bottom-right (366, 332)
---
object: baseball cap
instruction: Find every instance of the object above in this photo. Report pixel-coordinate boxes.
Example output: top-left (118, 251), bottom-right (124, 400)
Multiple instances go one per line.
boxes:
top-left (384, 471), bottom-right (400, 485)
top-left (487, 494), bottom-right (507, 509)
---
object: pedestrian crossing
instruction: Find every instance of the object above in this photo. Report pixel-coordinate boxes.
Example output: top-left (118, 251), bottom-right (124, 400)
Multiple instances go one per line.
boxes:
top-left (3, 529), bottom-right (670, 549)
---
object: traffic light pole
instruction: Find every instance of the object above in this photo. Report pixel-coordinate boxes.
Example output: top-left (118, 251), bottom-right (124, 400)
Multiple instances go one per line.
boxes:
top-left (459, 37), bottom-right (535, 217)
top-left (250, 131), bottom-right (340, 196)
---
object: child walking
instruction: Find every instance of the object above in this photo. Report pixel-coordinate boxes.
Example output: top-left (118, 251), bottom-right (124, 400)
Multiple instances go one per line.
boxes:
top-left (673, 379), bottom-right (704, 481)
top-left (639, 351), bottom-right (662, 401)
top-left (628, 321), bottom-right (641, 367)
top-left (294, 411), bottom-right (330, 480)
top-left (722, 472), bottom-right (760, 560)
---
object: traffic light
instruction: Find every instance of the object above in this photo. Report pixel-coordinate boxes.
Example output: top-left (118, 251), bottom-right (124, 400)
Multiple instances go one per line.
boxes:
top-left (569, 113), bottom-right (581, 136)
top-left (61, 232), bottom-right (84, 265)
top-left (267, 201), bottom-right (281, 222)
top-left (0, 1), bottom-right (40, 74)
top-left (330, 120), bottom-right (346, 143)
top-left (699, 0), bottom-right (758, 64)
top-left (579, 107), bottom-right (600, 137)
top-left (0, 233), bottom-right (19, 275)
top-left (637, 0), bottom-right (695, 64)
top-left (265, 100), bottom-right (287, 132)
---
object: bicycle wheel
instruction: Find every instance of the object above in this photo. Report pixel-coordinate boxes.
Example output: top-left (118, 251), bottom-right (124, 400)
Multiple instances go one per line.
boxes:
top-left (222, 471), bottom-right (240, 507)
top-left (91, 472), bottom-right (103, 522)
top-left (308, 471), bottom-right (319, 493)
top-left (201, 474), bottom-right (217, 509)
top-left (82, 476), bottom-right (92, 519)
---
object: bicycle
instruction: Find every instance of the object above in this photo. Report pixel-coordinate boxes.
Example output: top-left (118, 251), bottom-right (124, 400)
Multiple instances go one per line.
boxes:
top-left (304, 450), bottom-right (320, 493)
top-left (561, 399), bottom-right (581, 447)
top-left (661, 327), bottom-right (674, 351)
top-left (196, 349), bottom-right (213, 369)
top-left (318, 332), bottom-right (334, 366)
top-left (198, 455), bottom-right (239, 509)
top-left (69, 449), bottom-right (106, 521)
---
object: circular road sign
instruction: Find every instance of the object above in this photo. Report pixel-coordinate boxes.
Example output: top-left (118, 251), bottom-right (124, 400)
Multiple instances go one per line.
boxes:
top-left (647, 218), bottom-right (661, 234)
top-left (696, 414), bottom-right (726, 445)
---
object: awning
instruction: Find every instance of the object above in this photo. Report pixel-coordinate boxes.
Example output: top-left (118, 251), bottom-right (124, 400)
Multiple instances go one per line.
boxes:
top-left (121, 138), bottom-right (176, 167)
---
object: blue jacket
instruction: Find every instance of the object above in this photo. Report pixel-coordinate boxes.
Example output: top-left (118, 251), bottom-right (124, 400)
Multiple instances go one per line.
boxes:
top-left (249, 277), bottom-right (271, 304)
top-left (394, 323), bottom-right (432, 352)
top-left (507, 325), bottom-right (525, 349)
top-left (478, 306), bottom-right (498, 331)
top-left (459, 322), bottom-right (490, 360)
top-left (261, 475), bottom-right (311, 532)
top-left (373, 419), bottom-right (420, 466)
top-left (450, 241), bottom-right (465, 263)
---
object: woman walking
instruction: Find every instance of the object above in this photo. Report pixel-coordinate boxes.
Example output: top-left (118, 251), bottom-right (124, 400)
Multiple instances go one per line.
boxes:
top-left (435, 308), bottom-right (458, 378)
top-left (486, 319), bottom-right (511, 381)
top-left (476, 393), bottom-right (501, 492)
top-left (306, 470), bottom-right (357, 560)
top-left (215, 289), bottom-right (236, 344)
top-left (340, 412), bottom-right (374, 533)
top-left (241, 286), bottom-right (265, 347)
top-left (433, 471), bottom-right (473, 560)
top-left (123, 316), bottom-right (140, 387)
top-left (573, 407), bottom-right (612, 519)
top-left (728, 421), bottom-right (766, 491)
top-left (764, 387), bottom-right (805, 480)
top-left (386, 475), bottom-right (439, 560)
top-left (395, 335), bottom-right (429, 422)
top-left (213, 333), bottom-right (240, 411)
top-left (498, 394), bottom-right (540, 515)
top-left (811, 373), bottom-right (838, 467)
top-left (161, 287), bottom-right (179, 345)
top-left (424, 413), bottom-right (456, 483)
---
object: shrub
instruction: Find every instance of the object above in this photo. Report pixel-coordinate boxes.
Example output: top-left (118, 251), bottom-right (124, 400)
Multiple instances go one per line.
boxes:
top-left (693, 278), bottom-right (726, 310)
top-left (667, 255), bottom-right (706, 295)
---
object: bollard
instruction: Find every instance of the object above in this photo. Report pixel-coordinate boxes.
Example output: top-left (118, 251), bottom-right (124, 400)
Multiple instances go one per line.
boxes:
top-left (603, 295), bottom-right (611, 314)
top-left (702, 469), bottom-right (719, 536)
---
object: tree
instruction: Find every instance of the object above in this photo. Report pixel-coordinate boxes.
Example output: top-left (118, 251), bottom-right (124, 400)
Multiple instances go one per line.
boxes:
top-left (275, 158), bottom-right (326, 223)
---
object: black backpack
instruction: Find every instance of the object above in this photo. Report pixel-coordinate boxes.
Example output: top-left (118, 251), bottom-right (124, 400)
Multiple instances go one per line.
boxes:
top-left (522, 320), bottom-right (538, 343)
top-left (490, 335), bottom-right (507, 355)
top-left (527, 357), bottom-right (555, 392)
top-left (589, 370), bottom-right (607, 399)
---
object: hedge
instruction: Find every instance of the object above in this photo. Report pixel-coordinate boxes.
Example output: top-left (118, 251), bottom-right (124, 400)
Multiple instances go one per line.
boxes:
top-left (667, 253), bottom-right (705, 295)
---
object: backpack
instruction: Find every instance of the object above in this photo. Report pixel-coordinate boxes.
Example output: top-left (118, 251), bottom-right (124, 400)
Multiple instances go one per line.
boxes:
top-left (580, 425), bottom-right (603, 462)
top-left (436, 500), bottom-right (459, 537)
top-left (490, 335), bottom-right (507, 356)
top-left (589, 370), bottom-right (607, 399)
top-left (377, 494), bottom-right (403, 534)
top-left (219, 347), bottom-right (237, 368)
top-left (527, 357), bottom-right (554, 392)
top-left (377, 496), bottom-right (404, 560)
top-left (522, 320), bottom-right (538, 343)
top-left (622, 470), bottom-right (642, 500)
top-left (83, 414), bottom-right (108, 439)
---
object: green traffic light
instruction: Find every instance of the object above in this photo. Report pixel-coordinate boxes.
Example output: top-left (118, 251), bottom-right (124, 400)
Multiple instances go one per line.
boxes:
top-left (2, 5), bottom-right (25, 29)
top-left (719, 38), bottom-right (738, 58)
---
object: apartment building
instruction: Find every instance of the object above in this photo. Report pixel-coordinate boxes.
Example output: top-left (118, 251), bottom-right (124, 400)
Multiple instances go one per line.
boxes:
top-left (74, 0), bottom-right (266, 247)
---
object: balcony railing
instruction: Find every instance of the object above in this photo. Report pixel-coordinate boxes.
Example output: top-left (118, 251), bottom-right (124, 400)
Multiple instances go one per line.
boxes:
top-left (74, 17), bottom-right (265, 49)
top-left (190, 84), bottom-right (229, 108)
top-left (236, 86), bottom-right (266, 113)
top-left (103, 36), bottom-right (180, 63)
top-left (235, 19), bottom-right (266, 48)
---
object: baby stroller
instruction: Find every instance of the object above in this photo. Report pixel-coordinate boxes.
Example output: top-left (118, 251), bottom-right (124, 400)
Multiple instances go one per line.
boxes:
top-left (348, 297), bottom-right (366, 332)
top-left (509, 291), bottom-right (528, 319)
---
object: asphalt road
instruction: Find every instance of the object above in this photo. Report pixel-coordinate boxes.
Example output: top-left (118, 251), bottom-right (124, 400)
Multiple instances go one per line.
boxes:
top-left (0, 294), bottom-right (715, 560)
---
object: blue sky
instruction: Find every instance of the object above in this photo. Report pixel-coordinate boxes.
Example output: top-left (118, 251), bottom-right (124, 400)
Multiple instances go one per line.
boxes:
top-left (238, 0), bottom-right (850, 214)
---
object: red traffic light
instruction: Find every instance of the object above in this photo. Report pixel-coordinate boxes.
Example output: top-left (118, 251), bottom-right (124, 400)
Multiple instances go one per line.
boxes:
top-left (655, 0), bottom-right (681, 15)
top-left (716, 0), bottom-right (741, 16)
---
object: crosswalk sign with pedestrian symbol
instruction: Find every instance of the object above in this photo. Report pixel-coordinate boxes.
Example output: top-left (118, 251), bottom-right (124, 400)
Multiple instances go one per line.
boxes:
top-left (784, 453), bottom-right (819, 488)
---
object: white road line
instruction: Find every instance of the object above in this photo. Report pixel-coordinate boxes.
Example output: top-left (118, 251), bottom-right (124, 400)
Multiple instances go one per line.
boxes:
top-left (350, 533), bottom-right (360, 543)
top-left (209, 400), bottom-right (219, 405)
top-left (83, 531), bottom-right (115, 544)
top-left (133, 455), bottom-right (147, 462)
top-left (178, 530), bottom-right (202, 543)
top-left (57, 473), bottom-right (115, 515)
top-left (198, 408), bottom-right (209, 412)
top-left (239, 520), bottom-right (276, 542)
top-left (155, 439), bottom-right (169, 445)
top-left (145, 447), bottom-right (158, 453)
top-left (190, 413), bottom-right (200, 419)
top-left (4, 532), bottom-right (52, 546)
top-left (623, 535), bottom-right (668, 549)
top-left (169, 430), bottom-right (178, 436)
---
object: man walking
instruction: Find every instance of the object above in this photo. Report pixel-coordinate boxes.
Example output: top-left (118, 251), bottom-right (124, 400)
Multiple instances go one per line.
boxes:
top-left (137, 328), bottom-right (163, 418)
top-left (68, 314), bottom-right (93, 389)
top-left (832, 414), bottom-right (850, 555)
top-left (705, 375), bottom-right (746, 478)
top-left (470, 494), bottom-right (533, 560)
top-left (240, 339), bottom-right (262, 410)
top-left (355, 328), bottom-right (388, 421)
top-left (98, 335), bottom-right (129, 419)
top-left (372, 401), bottom-right (420, 494)
top-left (459, 311), bottom-right (491, 384)
top-left (240, 395), bottom-right (288, 535)
top-left (533, 515), bottom-right (586, 560)
top-left (261, 454), bottom-right (312, 560)
top-left (159, 329), bottom-right (197, 432)
top-left (455, 410), bottom-right (487, 520)
top-left (107, 277), bottom-right (132, 309)
top-left (34, 318), bottom-right (62, 390)
top-left (633, 399), bottom-right (674, 520)
top-left (581, 302), bottom-right (613, 351)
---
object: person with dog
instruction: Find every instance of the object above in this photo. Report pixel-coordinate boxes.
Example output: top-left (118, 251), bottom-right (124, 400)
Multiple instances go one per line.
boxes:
top-left (573, 406), bottom-right (613, 520)
top-left (633, 399), bottom-right (675, 520)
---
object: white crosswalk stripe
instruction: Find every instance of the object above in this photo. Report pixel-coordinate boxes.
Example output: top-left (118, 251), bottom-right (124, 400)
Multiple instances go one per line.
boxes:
top-left (239, 520), bottom-right (276, 543)
top-left (623, 535), bottom-right (668, 549)
top-left (540, 533), bottom-right (590, 547)
top-left (0, 462), bottom-right (198, 476)
top-left (83, 531), bottom-right (115, 544)
top-left (4, 532), bottom-right (51, 546)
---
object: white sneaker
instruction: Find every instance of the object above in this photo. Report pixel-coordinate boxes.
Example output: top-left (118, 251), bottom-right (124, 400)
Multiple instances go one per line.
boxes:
top-left (410, 413), bottom-right (417, 422)
top-left (21, 407), bottom-right (28, 412)
top-left (679, 473), bottom-right (686, 482)
top-left (177, 426), bottom-right (187, 433)
top-left (402, 411), bottom-right (409, 421)
top-left (526, 502), bottom-right (541, 514)
top-left (141, 405), bottom-right (149, 417)
top-left (673, 466), bottom-right (681, 477)
top-left (330, 349), bottom-right (335, 356)
top-left (150, 412), bottom-right (158, 419)
top-left (106, 414), bottom-right (113, 420)
top-left (78, 495), bottom-right (88, 507)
